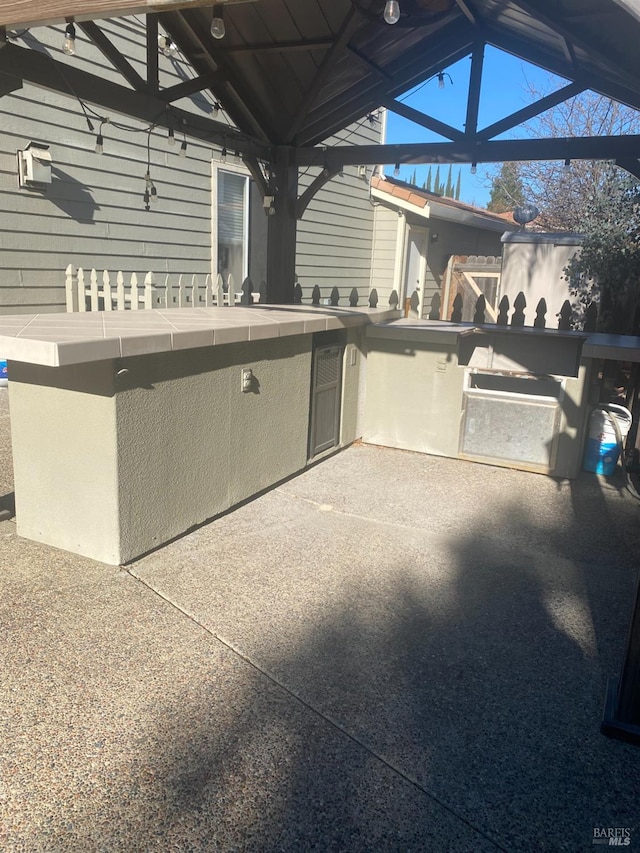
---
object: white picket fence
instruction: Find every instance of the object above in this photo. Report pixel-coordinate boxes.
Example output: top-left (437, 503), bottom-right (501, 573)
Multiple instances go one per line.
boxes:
top-left (65, 265), bottom-right (262, 312)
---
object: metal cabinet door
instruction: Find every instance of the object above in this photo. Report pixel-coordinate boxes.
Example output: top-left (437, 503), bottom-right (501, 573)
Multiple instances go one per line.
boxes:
top-left (309, 344), bottom-right (343, 458)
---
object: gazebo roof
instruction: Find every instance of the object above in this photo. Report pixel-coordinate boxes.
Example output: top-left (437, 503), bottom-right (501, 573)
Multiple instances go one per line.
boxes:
top-left (2, 0), bottom-right (640, 163)
top-left (159, 0), bottom-right (640, 147)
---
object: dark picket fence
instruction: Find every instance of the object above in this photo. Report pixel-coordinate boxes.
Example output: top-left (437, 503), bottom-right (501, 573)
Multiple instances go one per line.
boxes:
top-left (368, 286), bottom-right (599, 333)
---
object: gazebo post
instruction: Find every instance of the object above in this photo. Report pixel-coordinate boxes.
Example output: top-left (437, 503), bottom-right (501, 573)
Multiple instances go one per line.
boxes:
top-left (266, 145), bottom-right (298, 304)
top-left (602, 570), bottom-right (640, 745)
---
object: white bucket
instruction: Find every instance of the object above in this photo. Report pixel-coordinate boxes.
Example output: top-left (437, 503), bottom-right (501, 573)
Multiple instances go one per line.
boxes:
top-left (583, 404), bottom-right (632, 475)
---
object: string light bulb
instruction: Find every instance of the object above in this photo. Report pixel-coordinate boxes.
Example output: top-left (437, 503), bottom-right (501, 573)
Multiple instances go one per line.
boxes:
top-left (221, 147), bottom-right (227, 163)
top-left (144, 172), bottom-right (158, 208)
top-left (63, 22), bottom-right (76, 56)
top-left (393, 162), bottom-right (400, 177)
top-left (180, 138), bottom-right (187, 157)
top-left (438, 72), bottom-right (445, 89)
top-left (94, 118), bottom-right (108, 154)
top-left (158, 35), bottom-right (177, 57)
top-left (167, 126), bottom-right (175, 146)
top-left (563, 158), bottom-right (571, 172)
top-left (470, 162), bottom-right (477, 175)
top-left (211, 5), bottom-right (225, 39)
top-left (384, 0), bottom-right (400, 24)
top-left (212, 102), bottom-right (221, 119)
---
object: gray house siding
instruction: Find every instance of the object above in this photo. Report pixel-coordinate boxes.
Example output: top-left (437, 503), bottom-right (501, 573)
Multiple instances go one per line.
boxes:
top-left (0, 19), bottom-right (216, 314)
top-left (296, 120), bottom-right (380, 306)
top-left (0, 20), bottom-right (380, 314)
top-left (369, 204), bottom-right (398, 306)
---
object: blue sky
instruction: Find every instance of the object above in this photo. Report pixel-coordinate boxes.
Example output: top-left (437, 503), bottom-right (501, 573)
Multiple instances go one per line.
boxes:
top-left (383, 46), bottom-right (567, 208)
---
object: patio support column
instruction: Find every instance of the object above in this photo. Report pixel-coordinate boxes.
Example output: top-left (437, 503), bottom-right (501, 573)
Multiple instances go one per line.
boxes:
top-left (602, 570), bottom-right (640, 744)
top-left (266, 145), bottom-right (297, 304)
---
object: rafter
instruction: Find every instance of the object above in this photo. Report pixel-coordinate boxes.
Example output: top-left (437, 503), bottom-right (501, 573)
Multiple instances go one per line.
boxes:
top-left (0, 41), bottom-right (271, 159)
top-left (476, 81), bottom-right (585, 141)
top-left (78, 20), bottom-right (147, 92)
top-left (296, 23), bottom-right (475, 146)
top-left (454, 0), bottom-right (476, 25)
top-left (219, 38), bottom-right (333, 54)
top-left (485, 25), bottom-right (640, 113)
top-left (285, 6), bottom-right (362, 144)
top-left (380, 97), bottom-right (466, 142)
top-left (159, 72), bottom-right (220, 103)
top-left (507, 0), bottom-right (640, 95)
top-left (161, 8), bottom-right (272, 142)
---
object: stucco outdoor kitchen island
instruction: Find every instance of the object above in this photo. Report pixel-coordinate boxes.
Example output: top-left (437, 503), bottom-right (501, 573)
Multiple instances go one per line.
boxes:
top-left (0, 304), bottom-right (397, 565)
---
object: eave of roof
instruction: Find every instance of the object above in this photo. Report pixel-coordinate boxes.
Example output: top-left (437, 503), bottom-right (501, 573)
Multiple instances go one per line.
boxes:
top-left (371, 176), bottom-right (518, 232)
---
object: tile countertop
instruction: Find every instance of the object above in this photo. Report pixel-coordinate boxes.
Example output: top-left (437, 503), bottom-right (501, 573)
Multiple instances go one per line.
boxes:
top-left (0, 305), bottom-right (400, 367)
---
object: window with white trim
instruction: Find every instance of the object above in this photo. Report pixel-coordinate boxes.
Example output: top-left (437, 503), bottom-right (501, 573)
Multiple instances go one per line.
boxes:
top-left (212, 161), bottom-right (267, 289)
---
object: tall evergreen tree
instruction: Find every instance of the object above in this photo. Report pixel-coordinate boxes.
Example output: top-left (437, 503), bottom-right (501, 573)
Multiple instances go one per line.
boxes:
top-left (410, 168), bottom-right (417, 185)
top-left (455, 170), bottom-right (461, 200)
top-left (445, 165), bottom-right (453, 197)
top-left (487, 162), bottom-right (525, 213)
top-left (425, 167), bottom-right (432, 192)
top-left (434, 166), bottom-right (441, 195)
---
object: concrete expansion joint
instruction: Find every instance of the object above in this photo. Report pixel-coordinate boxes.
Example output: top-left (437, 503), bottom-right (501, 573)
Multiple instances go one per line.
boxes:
top-left (126, 566), bottom-right (508, 853)
top-left (273, 488), bottom-right (421, 532)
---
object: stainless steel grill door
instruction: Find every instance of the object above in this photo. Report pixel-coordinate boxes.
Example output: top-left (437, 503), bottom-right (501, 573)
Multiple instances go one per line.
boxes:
top-left (309, 344), bottom-right (342, 458)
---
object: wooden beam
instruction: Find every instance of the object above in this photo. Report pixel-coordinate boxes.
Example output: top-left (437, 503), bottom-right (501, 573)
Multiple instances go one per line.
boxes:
top-left (485, 25), bottom-right (640, 113)
top-left (295, 22), bottom-right (475, 146)
top-left (380, 96), bottom-right (466, 142)
top-left (161, 8), bottom-right (272, 142)
top-left (78, 20), bottom-right (147, 91)
top-left (0, 0), bottom-right (213, 29)
top-left (295, 134), bottom-right (640, 168)
top-left (159, 72), bottom-right (220, 102)
top-left (146, 14), bottom-right (159, 93)
top-left (476, 81), bottom-right (585, 141)
top-left (454, 0), bottom-right (476, 25)
top-left (464, 41), bottom-right (483, 138)
top-left (616, 158), bottom-right (640, 181)
top-left (285, 6), bottom-right (362, 143)
top-left (266, 146), bottom-right (297, 303)
top-left (242, 155), bottom-right (268, 197)
top-left (296, 167), bottom-right (341, 219)
top-left (0, 41), bottom-right (272, 159)
top-left (219, 38), bottom-right (333, 54)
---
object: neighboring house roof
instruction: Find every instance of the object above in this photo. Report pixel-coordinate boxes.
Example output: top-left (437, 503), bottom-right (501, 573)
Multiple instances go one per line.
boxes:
top-left (371, 176), bottom-right (518, 234)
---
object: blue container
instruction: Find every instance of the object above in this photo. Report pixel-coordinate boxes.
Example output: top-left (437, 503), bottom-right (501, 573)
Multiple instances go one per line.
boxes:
top-left (583, 405), bottom-right (632, 475)
top-left (0, 359), bottom-right (7, 387)
top-left (583, 436), bottom-right (620, 475)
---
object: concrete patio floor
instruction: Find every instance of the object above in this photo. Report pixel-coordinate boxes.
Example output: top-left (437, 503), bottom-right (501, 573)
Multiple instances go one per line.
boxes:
top-left (1, 385), bottom-right (640, 851)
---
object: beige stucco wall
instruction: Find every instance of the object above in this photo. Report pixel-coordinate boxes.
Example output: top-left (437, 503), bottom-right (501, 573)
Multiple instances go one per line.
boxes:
top-left (9, 360), bottom-right (121, 563)
top-left (362, 325), bottom-right (592, 479)
top-left (362, 329), bottom-right (464, 458)
top-left (500, 235), bottom-right (583, 323)
top-left (8, 328), bottom-right (374, 565)
top-left (115, 337), bottom-right (312, 562)
top-left (9, 336), bottom-right (316, 564)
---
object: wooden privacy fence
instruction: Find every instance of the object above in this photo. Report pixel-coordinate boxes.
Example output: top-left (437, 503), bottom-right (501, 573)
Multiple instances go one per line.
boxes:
top-left (65, 265), bottom-right (264, 312)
